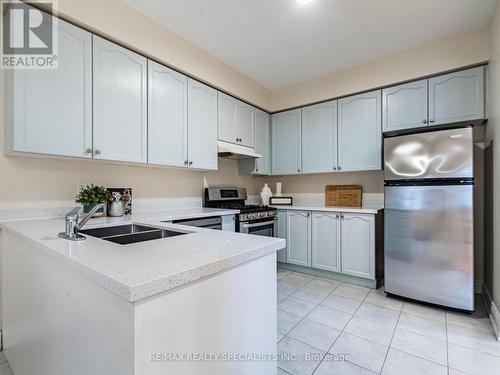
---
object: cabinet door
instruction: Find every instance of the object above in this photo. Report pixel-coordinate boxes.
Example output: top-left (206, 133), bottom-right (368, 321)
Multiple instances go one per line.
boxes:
top-left (10, 17), bottom-right (92, 158)
top-left (237, 109), bottom-right (270, 175)
top-left (338, 90), bottom-right (382, 172)
top-left (147, 60), bottom-right (188, 167)
top-left (236, 102), bottom-right (255, 148)
top-left (276, 210), bottom-right (287, 263)
top-left (218, 92), bottom-right (238, 144)
top-left (286, 211), bottom-right (311, 267)
top-left (429, 66), bottom-right (485, 125)
top-left (302, 101), bottom-right (337, 173)
top-left (93, 36), bottom-right (147, 163)
top-left (272, 109), bottom-right (302, 175)
top-left (187, 79), bottom-right (218, 170)
top-left (382, 80), bottom-right (428, 132)
top-left (341, 213), bottom-right (375, 279)
top-left (311, 212), bottom-right (340, 272)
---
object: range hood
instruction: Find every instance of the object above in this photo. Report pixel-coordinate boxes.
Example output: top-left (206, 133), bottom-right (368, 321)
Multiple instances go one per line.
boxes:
top-left (217, 141), bottom-right (262, 160)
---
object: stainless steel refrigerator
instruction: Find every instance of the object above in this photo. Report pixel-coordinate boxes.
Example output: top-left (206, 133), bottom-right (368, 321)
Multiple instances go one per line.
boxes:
top-left (384, 127), bottom-right (474, 311)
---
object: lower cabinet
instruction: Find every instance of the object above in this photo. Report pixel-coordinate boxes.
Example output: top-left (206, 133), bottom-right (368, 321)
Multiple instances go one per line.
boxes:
top-left (286, 211), bottom-right (311, 267)
top-left (311, 213), bottom-right (340, 272)
top-left (276, 210), bottom-right (287, 263)
top-left (340, 213), bottom-right (375, 279)
top-left (279, 210), bottom-right (376, 280)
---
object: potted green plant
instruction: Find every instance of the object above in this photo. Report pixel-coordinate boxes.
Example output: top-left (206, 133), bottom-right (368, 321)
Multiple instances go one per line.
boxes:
top-left (75, 184), bottom-right (111, 217)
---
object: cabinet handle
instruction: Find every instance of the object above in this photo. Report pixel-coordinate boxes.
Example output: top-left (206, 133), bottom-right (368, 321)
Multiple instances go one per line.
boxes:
top-left (422, 119), bottom-right (428, 124)
top-left (94, 149), bottom-right (101, 155)
top-left (338, 166), bottom-right (342, 170)
top-left (255, 168), bottom-right (259, 172)
top-left (85, 148), bottom-right (92, 155)
top-left (188, 161), bottom-right (193, 166)
top-left (297, 169), bottom-right (301, 173)
top-left (430, 119), bottom-right (435, 123)
top-left (307, 213), bottom-right (310, 217)
top-left (184, 160), bottom-right (188, 166)
top-left (333, 166), bottom-right (337, 171)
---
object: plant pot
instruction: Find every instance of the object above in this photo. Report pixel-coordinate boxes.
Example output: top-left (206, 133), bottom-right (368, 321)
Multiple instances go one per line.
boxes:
top-left (83, 203), bottom-right (105, 217)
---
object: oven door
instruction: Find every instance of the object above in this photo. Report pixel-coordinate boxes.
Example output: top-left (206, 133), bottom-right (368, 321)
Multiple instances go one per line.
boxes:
top-left (239, 218), bottom-right (277, 237)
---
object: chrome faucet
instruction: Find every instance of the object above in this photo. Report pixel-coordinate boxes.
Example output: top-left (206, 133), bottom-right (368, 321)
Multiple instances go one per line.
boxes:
top-left (58, 204), bottom-right (106, 241)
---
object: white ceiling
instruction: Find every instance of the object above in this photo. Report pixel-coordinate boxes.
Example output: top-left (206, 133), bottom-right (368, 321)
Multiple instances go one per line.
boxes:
top-left (124, 0), bottom-right (496, 89)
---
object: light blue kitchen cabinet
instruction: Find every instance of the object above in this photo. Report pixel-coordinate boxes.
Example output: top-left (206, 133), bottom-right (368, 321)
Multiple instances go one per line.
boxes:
top-left (238, 109), bottom-right (271, 175)
top-left (341, 213), bottom-right (375, 279)
top-left (382, 80), bottom-right (428, 132)
top-left (218, 92), bottom-right (255, 148)
top-left (276, 210), bottom-right (287, 263)
top-left (236, 102), bottom-right (255, 148)
top-left (147, 60), bottom-right (188, 167)
top-left (272, 109), bottom-right (302, 175)
top-left (429, 66), bottom-right (485, 125)
top-left (311, 212), bottom-right (340, 272)
top-left (286, 210), bottom-right (311, 267)
top-left (8, 17), bottom-right (92, 158)
top-left (301, 101), bottom-right (337, 173)
top-left (337, 90), bottom-right (382, 172)
top-left (187, 79), bottom-right (218, 170)
top-left (93, 36), bottom-right (147, 163)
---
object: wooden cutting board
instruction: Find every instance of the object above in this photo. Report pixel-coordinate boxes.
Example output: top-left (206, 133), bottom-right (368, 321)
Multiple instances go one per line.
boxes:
top-left (325, 185), bottom-right (362, 207)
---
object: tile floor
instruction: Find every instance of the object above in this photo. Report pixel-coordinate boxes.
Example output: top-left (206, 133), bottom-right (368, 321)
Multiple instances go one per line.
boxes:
top-left (277, 268), bottom-right (500, 375)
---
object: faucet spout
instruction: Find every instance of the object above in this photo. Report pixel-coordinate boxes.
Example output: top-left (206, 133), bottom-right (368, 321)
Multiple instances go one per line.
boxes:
top-left (58, 203), bottom-right (106, 241)
top-left (77, 203), bottom-right (106, 230)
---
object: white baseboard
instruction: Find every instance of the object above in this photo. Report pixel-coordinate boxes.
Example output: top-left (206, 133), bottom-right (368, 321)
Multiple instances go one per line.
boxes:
top-left (482, 286), bottom-right (500, 341)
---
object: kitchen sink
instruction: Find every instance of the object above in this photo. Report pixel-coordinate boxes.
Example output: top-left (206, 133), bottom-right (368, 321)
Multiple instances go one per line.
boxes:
top-left (80, 224), bottom-right (187, 245)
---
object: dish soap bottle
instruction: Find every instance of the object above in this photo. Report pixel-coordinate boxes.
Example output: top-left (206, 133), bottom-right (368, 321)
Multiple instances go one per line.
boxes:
top-left (260, 183), bottom-right (273, 206)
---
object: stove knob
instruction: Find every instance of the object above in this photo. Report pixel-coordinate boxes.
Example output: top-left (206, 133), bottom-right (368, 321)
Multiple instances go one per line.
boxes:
top-left (261, 212), bottom-right (268, 218)
top-left (247, 214), bottom-right (255, 220)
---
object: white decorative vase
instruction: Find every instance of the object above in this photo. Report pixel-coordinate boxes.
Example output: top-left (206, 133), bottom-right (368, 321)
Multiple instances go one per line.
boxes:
top-left (275, 182), bottom-right (283, 197)
top-left (260, 183), bottom-right (273, 206)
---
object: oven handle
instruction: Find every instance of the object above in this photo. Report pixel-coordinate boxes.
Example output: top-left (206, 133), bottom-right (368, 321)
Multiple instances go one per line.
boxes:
top-left (241, 219), bottom-right (277, 228)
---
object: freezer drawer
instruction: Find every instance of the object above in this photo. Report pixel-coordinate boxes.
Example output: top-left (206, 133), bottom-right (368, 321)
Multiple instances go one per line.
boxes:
top-left (384, 184), bottom-right (474, 310)
top-left (384, 127), bottom-right (473, 180)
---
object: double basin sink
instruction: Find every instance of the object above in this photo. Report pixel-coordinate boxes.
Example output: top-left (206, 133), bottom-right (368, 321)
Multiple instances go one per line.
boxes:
top-left (80, 224), bottom-right (187, 245)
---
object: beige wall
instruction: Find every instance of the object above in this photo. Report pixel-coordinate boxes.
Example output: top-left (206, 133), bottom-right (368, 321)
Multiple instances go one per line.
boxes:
top-left (254, 171), bottom-right (384, 195)
top-left (270, 30), bottom-right (490, 112)
top-left (486, 0), bottom-right (500, 309)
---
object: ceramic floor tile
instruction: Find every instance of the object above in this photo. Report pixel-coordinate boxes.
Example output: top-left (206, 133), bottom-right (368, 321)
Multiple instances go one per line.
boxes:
top-left (278, 269), bottom-right (292, 280)
top-left (448, 369), bottom-right (469, 375)
top-left (446, 312), bottom-right (494, 335)
top-left (278, 367), bottom-right (292, 375)
top-left (292, 287), bottom-right (329, 304)
top-left (356, 302), bottom-right (400, 326)
top-left (448, 343), bottom-right (500, 375)
top-left (381, 348), bottom-right (447, 375)
top-left (305, 277), bottom-right (341, 293)
top-left (307, 305), bottom-right (353, 331)
top-left (277, 333), bottom-right (285, 343)
top-left (278, 336), bottom-right (325, 375)
top-left (278, 309), bottom-right (303, 335)
top-left (321, 294), bottom-right (362, 315)
top-left (333, 284), bottom-right (371, 302)
top-left (447, 323), bottom-right (500, 357)
top-left (329, 332), bottom-right (389, 373)
top-left (278, 297), bottom-right (317, 318)
top-left (281, 273), bottom-right (315, 287)
top-left (402, 302), bottom-right (446, 323)
top-left (278, 281), bottom-right (301, 296)
top-left (288, 318), bottom-right (341, 352)
top-left (0, 353), bottom-right (6, 365)
top-left (391, 327), bottom-right (447, 366)
top-left (277, 293), bottom-right (288, 303)
top-left (314, 358), bottom-right (378, 375)
top-left (344, 315), bottom-right (396, 346)
top-left (397, 312), bottom-right (447, 341)
top-left (364, 290), bottom-right (403, 312)
top-left (0, 363), bottom-right (12, 375)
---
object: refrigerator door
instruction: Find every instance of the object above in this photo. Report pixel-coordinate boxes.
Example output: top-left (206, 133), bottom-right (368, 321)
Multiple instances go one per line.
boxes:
top-left (384, 127), bottom-right (473, 180)
top-left (384, 184), bottom-right (474, 310)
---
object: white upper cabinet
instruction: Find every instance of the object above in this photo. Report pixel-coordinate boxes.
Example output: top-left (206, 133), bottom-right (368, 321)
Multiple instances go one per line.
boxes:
top-left (311, 212), bottom-right (340, 272)
top-left (147, 61), bottom-right (188, 167)
top-left (341, 213), bottom-right (375, 279)
top-left (338, 90), bottom-right (382, 172)
top-left (301, 101), bottom-right (337, 173)
top-left (188, 79), bottom-right (218, 170)
top-left (382, 80), bottom-right (428, 132)
top-left (9, 17), bottom-right (92, 158)
top-left (218, 92), bottom-right (255, 148)
top-left (239, 109), bottom-right (271, 175)
top-left (429, 66), bottom-right (485, 125)
top-left (272, 109), bottom-right (302, 175)
top-left (93, 36), bottom-right (147, 163)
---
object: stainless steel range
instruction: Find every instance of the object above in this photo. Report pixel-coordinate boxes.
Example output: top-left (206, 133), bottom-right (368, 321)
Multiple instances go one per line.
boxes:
top-left (204, 187), bottom-right (277, 236)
